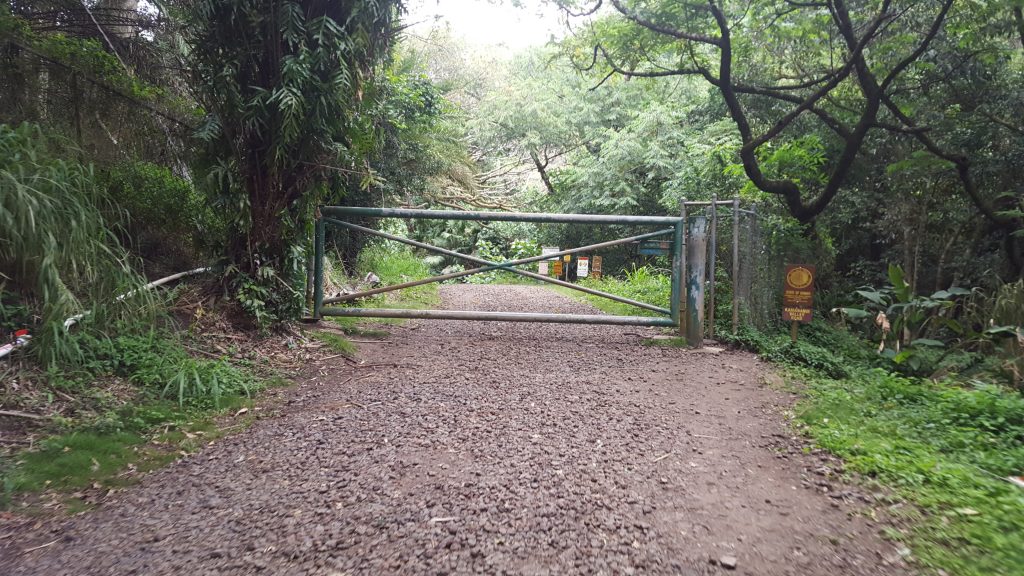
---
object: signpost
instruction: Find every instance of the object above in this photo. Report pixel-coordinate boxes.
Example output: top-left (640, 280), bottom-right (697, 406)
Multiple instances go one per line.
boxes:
top-left (591, 256), bottom-right (602, 279)
top-left (782, 264), bottom-right (815, 342)
top-left (539, 246), bottom-right (559, 276)
top-left (577, 256), bottom-right (589, 278)
top-left (638, 239), bottom-right (672, 256)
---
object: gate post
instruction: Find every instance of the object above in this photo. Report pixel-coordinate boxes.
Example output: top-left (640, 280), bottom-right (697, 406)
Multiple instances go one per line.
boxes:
top-left (686, 214), bottom-right (708, 348)
top-left (677, 200), bottom-right (688, 338)
top-left (671, 201), bottom-right (685, 329)
top-left (313, 216), bottom-right (325, 320)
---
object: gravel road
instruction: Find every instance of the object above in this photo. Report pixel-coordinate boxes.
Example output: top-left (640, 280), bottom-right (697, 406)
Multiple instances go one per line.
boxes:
top-left (4, 284), bottom-right (908, 575)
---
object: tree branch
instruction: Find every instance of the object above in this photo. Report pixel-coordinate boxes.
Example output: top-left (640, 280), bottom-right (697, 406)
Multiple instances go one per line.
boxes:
top-left (609, 0), bottom-right (721, 45)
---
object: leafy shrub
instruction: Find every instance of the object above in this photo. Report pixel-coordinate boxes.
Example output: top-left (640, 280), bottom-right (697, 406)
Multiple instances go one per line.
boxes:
top-left (721, 325), bottom-right (851, 378)
top-left (467, 239), bottom-right (505, 284)
top-left (101, 161), bottom-right (212, 271)
top-left (60, 331), bottom-right (251, 407)
top-left (0, 123), bottom-right (157, 367)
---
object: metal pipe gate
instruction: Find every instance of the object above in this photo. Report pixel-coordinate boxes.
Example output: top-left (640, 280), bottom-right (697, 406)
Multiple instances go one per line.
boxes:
top-left (310, 203), bottom-right (744, 342)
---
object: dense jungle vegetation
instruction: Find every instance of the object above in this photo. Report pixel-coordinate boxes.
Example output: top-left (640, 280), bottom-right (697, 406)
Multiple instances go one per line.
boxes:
top-left (1, 1), bottom-right (1023, 573)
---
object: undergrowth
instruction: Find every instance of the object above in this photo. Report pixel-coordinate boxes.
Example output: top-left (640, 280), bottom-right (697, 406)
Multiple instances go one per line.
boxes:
top-left (559, 265), bottom-right (671, 317)
top-left (354, 244), bottom-right (440, 309)
top-left (54, 331), bottom-right (253, 408)
top-left (2, 395), bottom-right (260, 507)
top-left (324, 244), bottom-right (440, 336)
top-left (309, 330), bottom-right (356, 356)
top-left (1, 329), bottom-right (265, 510)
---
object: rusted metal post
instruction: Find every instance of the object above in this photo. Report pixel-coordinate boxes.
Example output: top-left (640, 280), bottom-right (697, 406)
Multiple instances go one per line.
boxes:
top-left (679, 199), bottom-right (688, 338)
top-left (732, 196), bottom-right (740, 334)
top-left (671, 218), bottom-right (683, 327)
top-left (707, 194), bottom-right (717, 339)
top-left (686, 214), bottom-right (708, 347)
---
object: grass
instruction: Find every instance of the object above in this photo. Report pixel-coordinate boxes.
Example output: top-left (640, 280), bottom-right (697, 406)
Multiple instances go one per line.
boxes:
top-left (322, 245), bottom-right (441, 336)
top-left (796, 369), bottom-right (1024, 575)
top-left (309, 330), bottom-right (357, 356)
top-left (0, 326), bottom-right (285, 511)
top-left (12, 431), bottom-right (148, 493)
top-left (642, 336), bottom-right (687, 347)
top-left (555, 267), bottom-right (1024, 575)
top-left (2, 394), bottom-right (260, 509)
top-left (547, 265), bottom-right (671, 318)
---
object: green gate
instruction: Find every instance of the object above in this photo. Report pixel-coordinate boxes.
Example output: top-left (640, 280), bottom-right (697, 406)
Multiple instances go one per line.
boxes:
top-left (311, 203), bottom-right (737, 343)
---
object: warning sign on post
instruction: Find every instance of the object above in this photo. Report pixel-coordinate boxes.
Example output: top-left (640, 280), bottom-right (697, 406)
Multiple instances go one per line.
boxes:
top-left (539, 246), bottom-right (559, 276)
top-left (782, 264), bottom-right (815, 322)
top-left (577, 257), bottom-right (589, 278)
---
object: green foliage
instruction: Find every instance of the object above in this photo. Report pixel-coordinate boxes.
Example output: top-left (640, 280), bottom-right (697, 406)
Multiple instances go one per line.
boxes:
top-left (56, 331), bottom-right (252, 408)
top-left (309, 330), bottom-right (356, 357)
top-left (464, 238), bottom-right (541, 284)
top-left (720, 322), bottom-right (852, 378)
top-left (576, 266), bottom-right (672, 315)
top-left (0, 123), bottom-right (157, 366)
top-left (832, 265), bottom-right (1021, 377)
top-left (101, 161), bottom-right (212, 270)
top-left (187, 0), bottom-right (399, 323)
top-left (354, 244), bottom-right (439, 308)
top-left (232, 260), bottom-right (305, 331)
top-left (798, 369), bottom-right (1024, 575)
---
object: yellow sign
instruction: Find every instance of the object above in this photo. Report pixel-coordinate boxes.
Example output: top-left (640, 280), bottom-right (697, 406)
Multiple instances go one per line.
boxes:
top-left (782, 264), bottom-right (815, 323)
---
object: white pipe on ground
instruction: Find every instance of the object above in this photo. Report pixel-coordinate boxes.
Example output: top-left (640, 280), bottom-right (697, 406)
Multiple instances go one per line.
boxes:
top-left (63, 266), bottom-right (212, 330)
top-left (0, 333), bottom-right (31, 360)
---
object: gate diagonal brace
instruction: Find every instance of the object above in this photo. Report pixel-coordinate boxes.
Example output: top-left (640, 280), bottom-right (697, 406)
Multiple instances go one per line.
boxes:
top-left (320, 218), bottom-right (673, 316)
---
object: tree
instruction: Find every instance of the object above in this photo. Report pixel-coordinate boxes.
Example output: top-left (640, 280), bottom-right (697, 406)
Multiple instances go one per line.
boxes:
top-left (186, 0), bottom-right (400, 322)
top-left (560, 1), bottom-right (1023, 275)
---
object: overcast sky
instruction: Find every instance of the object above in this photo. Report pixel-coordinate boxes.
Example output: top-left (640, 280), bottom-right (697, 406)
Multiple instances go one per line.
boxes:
top-left (405, 0), bottom-right (567, 51)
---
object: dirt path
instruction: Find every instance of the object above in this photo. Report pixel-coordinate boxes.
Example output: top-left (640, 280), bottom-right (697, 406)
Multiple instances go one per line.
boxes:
top-left (4, 285), bottom-right (908, 575)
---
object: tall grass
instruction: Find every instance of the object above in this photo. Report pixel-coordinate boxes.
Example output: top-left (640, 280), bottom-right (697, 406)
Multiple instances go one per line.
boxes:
top-left (354, 244), bottom-right (438, 307)
top-left (0, 123), bottom-right (156, 367)
top-left (574, 265), bottom-right (671, 316)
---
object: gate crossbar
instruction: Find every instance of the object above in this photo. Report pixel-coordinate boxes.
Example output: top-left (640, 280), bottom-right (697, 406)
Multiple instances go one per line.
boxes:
top-left (322, 217), bottom-right (672, 315)
top-left (321, 206), bottom-right (679, 226)
top-left (320, 308), bottom-right (678, 326)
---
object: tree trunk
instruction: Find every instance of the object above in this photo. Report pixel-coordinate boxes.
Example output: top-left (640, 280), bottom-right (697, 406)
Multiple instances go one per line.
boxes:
top-left (529, 149), bottom-right (556, 196)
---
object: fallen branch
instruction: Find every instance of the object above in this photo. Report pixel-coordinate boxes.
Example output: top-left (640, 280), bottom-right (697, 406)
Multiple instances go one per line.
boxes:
top-left (0, 409), bottom-right (44, 420)
top-left (22, 538), bottom-right (59, 553)
top-left (320, 353), bottom-right (356, 362)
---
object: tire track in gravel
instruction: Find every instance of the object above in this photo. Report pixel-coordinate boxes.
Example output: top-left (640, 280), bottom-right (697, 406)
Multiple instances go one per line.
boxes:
top-left (4, 284), bottom-right (909, 576)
